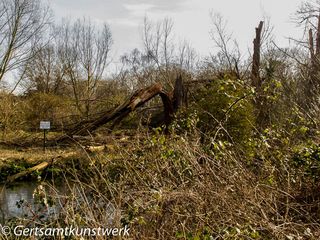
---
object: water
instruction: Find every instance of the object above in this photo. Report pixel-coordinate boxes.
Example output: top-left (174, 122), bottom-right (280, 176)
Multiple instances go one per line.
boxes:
top-left (0, 181), bottom-right (116, 225)
top-left (0, 182), bottom-right (60, 224)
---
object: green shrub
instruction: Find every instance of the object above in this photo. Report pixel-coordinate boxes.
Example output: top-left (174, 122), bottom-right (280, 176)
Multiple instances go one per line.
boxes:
top-left (189, 78), bottom-right (255, 145)
top-left (293, 144), bottom-right (320, 181)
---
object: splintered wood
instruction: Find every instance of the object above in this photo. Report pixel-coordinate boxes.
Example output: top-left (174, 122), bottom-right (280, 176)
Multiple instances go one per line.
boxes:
top-left (60, 76), bottom-right (187, 140)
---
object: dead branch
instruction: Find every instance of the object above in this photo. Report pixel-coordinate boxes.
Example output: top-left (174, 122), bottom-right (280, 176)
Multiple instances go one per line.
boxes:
top-left (66, 83), bottom-right (165, 136)
top-left (55, 76), bottom-right (187, 142)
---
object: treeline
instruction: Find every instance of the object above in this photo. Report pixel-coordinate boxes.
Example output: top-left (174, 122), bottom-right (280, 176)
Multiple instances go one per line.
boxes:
top-left (0, 0), bottom-right (320, 141)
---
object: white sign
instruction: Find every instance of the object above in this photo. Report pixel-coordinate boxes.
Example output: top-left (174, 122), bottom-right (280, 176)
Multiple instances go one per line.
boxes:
top-left (40, 121), bottom-right (51, 130)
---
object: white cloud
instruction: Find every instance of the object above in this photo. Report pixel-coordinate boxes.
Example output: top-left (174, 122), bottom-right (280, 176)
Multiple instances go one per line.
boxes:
top-left (50, 0), bottom-right (306, 62)
top-left (123, 3), bottom-right (155, 17)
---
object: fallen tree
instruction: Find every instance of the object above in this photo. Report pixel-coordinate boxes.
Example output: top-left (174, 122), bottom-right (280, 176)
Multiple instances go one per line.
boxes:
top-left (57, 76), bottom-right (187, 141)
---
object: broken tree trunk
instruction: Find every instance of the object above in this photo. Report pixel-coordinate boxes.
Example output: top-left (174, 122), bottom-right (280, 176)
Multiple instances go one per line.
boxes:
top-left (251, 21), bottom-right (267, 128)
top-left (251, 21), bottom-right (263, 89)
top-left (309, 28), bottom-right (315, 61)
top-left (55, 76), bottom-right (187, 142)
top-left (306, 14), bottom-right (320, 107)
top-left (63, 83), bottom-right (179, 139)
top-left (172, 75), bottom-right (187, 110)
top-left (316, 14), bottom-right (320, 56)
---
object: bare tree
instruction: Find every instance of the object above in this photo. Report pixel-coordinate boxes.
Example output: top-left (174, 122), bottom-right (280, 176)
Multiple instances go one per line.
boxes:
top-left (209, 12), bottom-right (241, 78)
top-left (0, 0), bottom-right (51, 84)
top-left (120, 48), bottom-right (155, 89)
top-left (120, 17), bottom-right (176, 89)
top-left (142, 17), bottom-right (176, 86)
top-left (55, 18), bottom-right (113, 118)
top-left (177, 40), bottom-right (197, 72)
top-left (294, 1), bottom-right (320, 105)
top-left (121, 17), bottom-right (197, 92)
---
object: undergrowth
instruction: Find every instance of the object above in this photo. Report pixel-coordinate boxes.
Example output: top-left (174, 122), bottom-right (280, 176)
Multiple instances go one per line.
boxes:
top-left (5, 125), bottom-right (320, 240)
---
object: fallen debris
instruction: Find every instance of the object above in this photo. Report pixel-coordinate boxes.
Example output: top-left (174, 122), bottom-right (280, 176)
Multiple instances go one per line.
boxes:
top-left (57, 75), bottom-right (187, 141)
top-left (6, 157), bottom-right (61, 183)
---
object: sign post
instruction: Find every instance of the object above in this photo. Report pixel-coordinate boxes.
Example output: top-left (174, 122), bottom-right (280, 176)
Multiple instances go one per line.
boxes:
top-left (40, 121), bottom-right (50, 152)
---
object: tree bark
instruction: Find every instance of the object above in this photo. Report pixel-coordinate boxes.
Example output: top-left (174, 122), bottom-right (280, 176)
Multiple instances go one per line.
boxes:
top-left (251, 21), bottom-right (263, 89)
top-left (63, 84), bottom-right (175, 138)
top-left (6, 158), bottom-right (59, 183)
top-left (172, 75), bottom-right (187, 110)
top-left (307, 14), bottom-right (320, 106)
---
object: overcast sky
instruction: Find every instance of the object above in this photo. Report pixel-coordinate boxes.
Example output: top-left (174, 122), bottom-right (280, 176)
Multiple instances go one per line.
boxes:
top-left (50, 0), bottom-right (304, 62)
top-left (40, 0), bottom-right (303, 71)
top-left (50, 0), bottom-right (303, 63)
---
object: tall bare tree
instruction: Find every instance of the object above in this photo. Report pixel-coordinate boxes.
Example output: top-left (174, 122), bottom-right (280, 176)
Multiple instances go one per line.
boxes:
top-left (209, 12), bottom-right (241, 78)
top-left (0, 0), bottom-right (51, 84)
top-left (142, 17), bottom-right (175, 86)
top-left (294, 1), bottom-right (320, 106)
top-left (22, 44), bottom-right (66, 95)
top-left (177, 40), bottom-right (197, 72)
top-left (56, 18), bottom-right (113, 117)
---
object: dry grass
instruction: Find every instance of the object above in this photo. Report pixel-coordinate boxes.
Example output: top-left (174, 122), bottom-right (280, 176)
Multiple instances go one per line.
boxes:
top-left (6, 129), bottom-right (320, 240)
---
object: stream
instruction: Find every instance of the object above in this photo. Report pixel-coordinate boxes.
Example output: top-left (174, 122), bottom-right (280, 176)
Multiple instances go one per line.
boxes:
top-left (0, 181), bottom-right (60, 224)
top-left (0, 181), bottom-right (116, 225)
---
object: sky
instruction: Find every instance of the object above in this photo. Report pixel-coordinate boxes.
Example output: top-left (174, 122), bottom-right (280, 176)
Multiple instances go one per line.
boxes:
top-left (50, 0), bottom-right (306, 63)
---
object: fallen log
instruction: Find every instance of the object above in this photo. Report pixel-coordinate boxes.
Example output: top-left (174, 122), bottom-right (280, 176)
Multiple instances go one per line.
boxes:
top-left (6, 157), bottom-right (61, 183)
